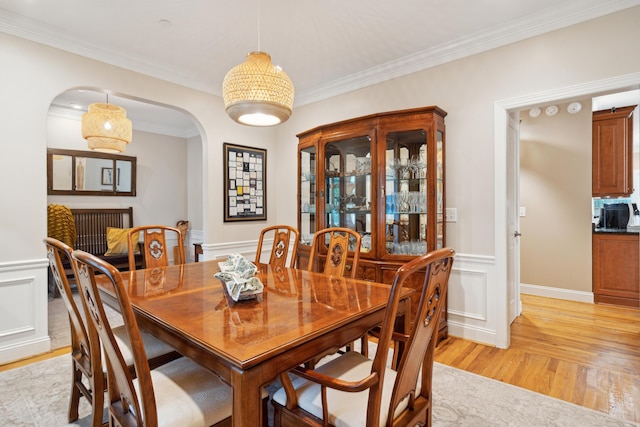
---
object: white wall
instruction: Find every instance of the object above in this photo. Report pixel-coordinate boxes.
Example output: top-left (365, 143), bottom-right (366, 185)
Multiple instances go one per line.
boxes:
top-left (187, 135), bottom-right (204, 260)
top-left (519, 100), bottom-right (593, 294)
top-left (1, 7), bottom-right (640, 362)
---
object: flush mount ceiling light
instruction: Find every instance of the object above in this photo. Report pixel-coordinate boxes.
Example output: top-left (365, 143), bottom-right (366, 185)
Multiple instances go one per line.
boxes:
top-left (81, 99), bottom-right (132, 153)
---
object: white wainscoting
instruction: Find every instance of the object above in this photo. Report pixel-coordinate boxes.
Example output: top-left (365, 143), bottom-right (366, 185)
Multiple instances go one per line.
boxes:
top-left (0, 259), bottom-right (50, 364)
top-left (201, 238), bottom-right (267, 263)
top-left (446, 253), bottom-right (498, 346)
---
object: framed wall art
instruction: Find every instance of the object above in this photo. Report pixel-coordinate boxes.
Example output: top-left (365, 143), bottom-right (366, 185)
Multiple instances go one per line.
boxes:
top-left (101, 167), bottom-right (113, 185)
top-left (223, 143), bottom-right (267, 222)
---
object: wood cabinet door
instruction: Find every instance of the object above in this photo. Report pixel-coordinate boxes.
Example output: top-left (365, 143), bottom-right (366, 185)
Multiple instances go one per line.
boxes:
top-left (592, 107), bottom-right (634, 197)
top-left (592, 233), bottom-right (639, 307)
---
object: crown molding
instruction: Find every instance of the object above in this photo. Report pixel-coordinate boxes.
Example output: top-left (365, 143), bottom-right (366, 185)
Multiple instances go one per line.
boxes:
top-left (295, 0), bottom-right (640, 106)
top-left (0, 9), bottom-right (216, 95)
top-left (2, 0), bottom-right (639, 106)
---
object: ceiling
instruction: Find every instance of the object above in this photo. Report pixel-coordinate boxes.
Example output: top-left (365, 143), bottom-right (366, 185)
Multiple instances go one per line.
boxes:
top-left (2, 0), bottom-right (639, 137)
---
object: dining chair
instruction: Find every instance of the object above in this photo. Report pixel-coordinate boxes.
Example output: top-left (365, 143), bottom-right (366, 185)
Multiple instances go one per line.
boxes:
top-left (127, 224), bottom-right (185, 271)
top-left (255, 224), bottom-right (299, 268)
top-left (307, 227), bottom-right (362, 279)
top-left (272, 247), bottom-right (455, 427)
top-left (72, 249), bottom-right (235, 427)
top-left (44, 237), bottom-right (179, 427)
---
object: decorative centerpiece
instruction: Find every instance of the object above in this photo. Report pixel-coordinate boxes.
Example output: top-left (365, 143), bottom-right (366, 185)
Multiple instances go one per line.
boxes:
top-left (214, 253), bottom-right (264, 302)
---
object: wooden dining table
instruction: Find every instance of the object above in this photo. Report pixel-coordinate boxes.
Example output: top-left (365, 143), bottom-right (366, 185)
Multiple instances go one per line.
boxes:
top-left (98, 260), bottom-right (412, 427)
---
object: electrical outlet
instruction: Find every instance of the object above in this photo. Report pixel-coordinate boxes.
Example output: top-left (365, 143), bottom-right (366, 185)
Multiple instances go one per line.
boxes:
top-left (445, 208), bottom-right (457, 222)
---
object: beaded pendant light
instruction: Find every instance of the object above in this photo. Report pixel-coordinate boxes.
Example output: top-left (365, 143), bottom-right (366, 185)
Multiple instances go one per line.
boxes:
top-left (82, 99), bottom-right (132, 153)
top-left (223, 51), bottom-right (294, 126)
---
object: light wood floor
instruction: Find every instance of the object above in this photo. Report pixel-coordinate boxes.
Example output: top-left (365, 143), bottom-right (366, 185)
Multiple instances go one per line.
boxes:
top-left (435, 294), bottom-right (640, 424)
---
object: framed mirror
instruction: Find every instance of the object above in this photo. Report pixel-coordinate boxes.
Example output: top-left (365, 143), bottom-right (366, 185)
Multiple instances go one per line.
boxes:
top-left (47, 148), bottom-right (136, 196)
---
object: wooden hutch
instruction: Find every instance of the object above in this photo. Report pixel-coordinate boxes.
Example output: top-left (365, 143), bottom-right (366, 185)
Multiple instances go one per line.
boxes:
top-left (297, 106), bottom-right (448, 341)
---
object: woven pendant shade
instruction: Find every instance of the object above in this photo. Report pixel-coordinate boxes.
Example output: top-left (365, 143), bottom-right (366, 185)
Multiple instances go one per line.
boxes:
top-left (222, 52), bottom-right (294, 126)
top-left (82, 103), bottom-right (132, 153)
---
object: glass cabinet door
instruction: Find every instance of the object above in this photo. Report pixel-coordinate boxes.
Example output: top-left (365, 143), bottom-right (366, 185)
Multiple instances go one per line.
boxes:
top-left (384, 129), bottom-right (428, 256)
top-left (324, 135), bottom-right (373, 253)
top-left (436, 130), bottom-right (444, 249)
top-left (299, 145), bottom-right (316, 245)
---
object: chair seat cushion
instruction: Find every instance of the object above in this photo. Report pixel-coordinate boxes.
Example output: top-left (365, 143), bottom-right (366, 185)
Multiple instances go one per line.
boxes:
top-left (112, 325), bottom-right (176, 366)
top-left (134, 357), bottom-right (233, 427)
top-left (273, 351), bottom-right (408, 427)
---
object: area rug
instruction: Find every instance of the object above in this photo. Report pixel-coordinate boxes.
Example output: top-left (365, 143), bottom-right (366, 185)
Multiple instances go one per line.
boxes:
top-left (0, 354), bottom-right (636, 426)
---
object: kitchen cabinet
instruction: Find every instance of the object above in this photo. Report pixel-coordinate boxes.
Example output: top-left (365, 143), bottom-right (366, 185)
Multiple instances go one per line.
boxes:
top-left (297, 106), bottom-right (448, 341)
top-left (592, 232), bottom-right (639, 307)
top-left (592, 105), bottom-right (635, 197)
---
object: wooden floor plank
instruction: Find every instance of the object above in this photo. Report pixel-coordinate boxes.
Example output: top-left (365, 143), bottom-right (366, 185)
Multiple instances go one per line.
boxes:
top-left (435, 294), bottom-right (640, 424)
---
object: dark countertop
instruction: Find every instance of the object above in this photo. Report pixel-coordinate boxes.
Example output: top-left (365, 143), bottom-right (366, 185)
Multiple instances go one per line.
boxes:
top-left (593, 227), bottom-right (640, 235)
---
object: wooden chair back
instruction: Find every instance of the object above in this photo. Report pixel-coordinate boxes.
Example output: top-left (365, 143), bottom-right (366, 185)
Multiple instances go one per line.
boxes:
top-left (128, 225), bottom-right (185, 271)
top-left (382, 247), bottom-right (454, 426)
top-left (277, 247), bottom-right (454, 427)
top-left (44, 237), bottom-right (104, 426)
top-left (72, 249), bottom-right (155, 427)
top-left (308, 227), bottom-right (361, 279)
top-left (255, 225), bottom-right (299, 268)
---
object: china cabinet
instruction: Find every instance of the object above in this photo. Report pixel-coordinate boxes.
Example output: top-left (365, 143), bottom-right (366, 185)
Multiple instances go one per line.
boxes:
top-left (297, 106), bottom-right (448, 340)
top-left (592, 105), bottom-right (635, 197)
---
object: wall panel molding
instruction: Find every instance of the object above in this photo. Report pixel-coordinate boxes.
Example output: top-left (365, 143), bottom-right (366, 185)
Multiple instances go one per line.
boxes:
top-left (446, 253), bottom-right (497, 346)
top-left (0, 259), bottom-right (50, 364)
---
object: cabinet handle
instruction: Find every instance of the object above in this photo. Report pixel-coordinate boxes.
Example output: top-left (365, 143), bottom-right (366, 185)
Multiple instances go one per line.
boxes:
top-left (381, 186), bottom-right (385, 198)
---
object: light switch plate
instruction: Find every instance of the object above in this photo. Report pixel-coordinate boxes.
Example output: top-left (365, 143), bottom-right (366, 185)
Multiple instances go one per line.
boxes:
top-left (519, 207), bottom-right (526, 217)
top-left (445, 208), bottom-right (457, 222)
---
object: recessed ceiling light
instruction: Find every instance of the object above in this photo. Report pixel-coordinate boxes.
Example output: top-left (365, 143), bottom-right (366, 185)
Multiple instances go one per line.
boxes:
top-left (545, 105), bottom-right (558, 116)
top-left (567, 102), bottom-right (582, 114)
top-left (529, 107), bottom-right (541, 118)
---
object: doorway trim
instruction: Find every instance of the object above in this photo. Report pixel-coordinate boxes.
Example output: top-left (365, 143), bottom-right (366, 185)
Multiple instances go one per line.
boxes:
top-left (493, 72), bottom-right (640, 349)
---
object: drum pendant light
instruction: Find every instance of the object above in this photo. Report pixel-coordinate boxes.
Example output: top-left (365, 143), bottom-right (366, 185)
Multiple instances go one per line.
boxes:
top-left (82, 98), bottom-right (132, 153)
top-left (222, 0), bottom-right (294, 126)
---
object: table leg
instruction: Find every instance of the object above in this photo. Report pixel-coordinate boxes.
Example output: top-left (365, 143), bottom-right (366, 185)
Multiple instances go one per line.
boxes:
top-left (230, 368), bottom-right (263, 427)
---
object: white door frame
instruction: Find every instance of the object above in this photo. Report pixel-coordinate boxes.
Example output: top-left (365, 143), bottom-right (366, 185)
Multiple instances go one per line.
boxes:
top-left (493, 72), bottom-right (640, 349)
top-left (506, 113), bottom-right (522, 325)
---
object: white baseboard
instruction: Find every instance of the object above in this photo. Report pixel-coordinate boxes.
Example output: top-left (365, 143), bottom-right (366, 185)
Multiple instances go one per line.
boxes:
top-left (520, 283), bottom-right (594, 303)
top-left (0, 337), bottom-right (51, 365)
top-left (448, 321), bottom-right (497, 346)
